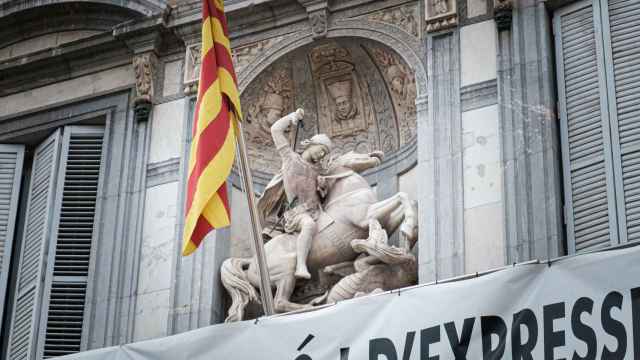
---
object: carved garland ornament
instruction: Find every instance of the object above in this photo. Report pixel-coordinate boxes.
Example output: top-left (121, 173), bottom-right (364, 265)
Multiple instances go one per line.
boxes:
top-left (369, 46), bottom-right (417, 145)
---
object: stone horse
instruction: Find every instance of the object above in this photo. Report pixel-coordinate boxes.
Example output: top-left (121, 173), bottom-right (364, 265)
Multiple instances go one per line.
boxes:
top-left (221, 151), bottom-right (418, 322)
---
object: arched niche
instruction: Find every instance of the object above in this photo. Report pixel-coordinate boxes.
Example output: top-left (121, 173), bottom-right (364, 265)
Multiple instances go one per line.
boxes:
top-left (240, 38), bottom-right (418, 176)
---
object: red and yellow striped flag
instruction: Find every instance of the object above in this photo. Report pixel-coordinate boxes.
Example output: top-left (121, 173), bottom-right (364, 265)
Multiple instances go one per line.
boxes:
top-left (182, 0), bottom-right (241, 256)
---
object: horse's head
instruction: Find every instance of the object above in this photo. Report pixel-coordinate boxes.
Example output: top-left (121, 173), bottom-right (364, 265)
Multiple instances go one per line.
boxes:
top-left (320, 151), bottom-right (382, 209)
top-left (328, 150), bottom-right (384, 174)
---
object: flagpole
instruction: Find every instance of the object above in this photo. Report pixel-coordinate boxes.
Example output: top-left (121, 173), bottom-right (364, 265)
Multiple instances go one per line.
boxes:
top-left (235, 119), bottom-right (276, 316)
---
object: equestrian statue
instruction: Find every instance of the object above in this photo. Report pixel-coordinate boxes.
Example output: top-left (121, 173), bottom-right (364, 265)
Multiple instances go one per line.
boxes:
top-left (221, 108), bottom-right (419, 322)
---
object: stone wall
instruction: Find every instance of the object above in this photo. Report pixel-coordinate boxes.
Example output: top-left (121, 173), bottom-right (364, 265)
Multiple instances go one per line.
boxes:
top-left (0, 0), bottom-right (568, 352)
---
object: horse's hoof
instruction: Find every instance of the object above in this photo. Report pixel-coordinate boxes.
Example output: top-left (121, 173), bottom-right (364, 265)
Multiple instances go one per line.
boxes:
top-left (295, 269), bottom-right (312, 279)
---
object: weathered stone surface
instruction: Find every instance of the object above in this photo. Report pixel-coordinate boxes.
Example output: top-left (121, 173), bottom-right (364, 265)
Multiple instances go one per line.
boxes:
top-left (462, 105), bottom-right (502, 209)
top-left (162, 60), bottom-right (182, 97)
top-left (464, 201), bottom-right (506, 273)
top-left (0, 65), bottom-right (134, 117)
top-left (149, 99), bottom-right (185, 164)
top-left (460, 20), bottom-right (497, 86)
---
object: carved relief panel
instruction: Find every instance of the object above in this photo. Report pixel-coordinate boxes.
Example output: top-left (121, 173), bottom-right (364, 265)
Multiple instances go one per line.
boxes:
top-left (425, 0), bottom-right (458, 32)
top-left (366, 4), bottom-right (420, 38)
top-left (241, 63), bottom-right (295, 173)
top-left (364, 43), bottom-right (418, 145)
top-left (239, 38), bottom-right (418, 174)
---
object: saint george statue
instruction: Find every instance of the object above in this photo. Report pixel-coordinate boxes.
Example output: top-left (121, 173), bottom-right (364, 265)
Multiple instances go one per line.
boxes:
top-left (221, 108), bottom-right (419, 322)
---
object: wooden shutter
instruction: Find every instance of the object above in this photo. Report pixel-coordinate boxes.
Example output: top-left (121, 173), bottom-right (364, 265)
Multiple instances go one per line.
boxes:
top-left (601, 0), bottom-right (640, 243)
top-left (6, 130), bottom-right (62, 360)
top-left (38, 126), bottom-right (104, 358)
top-left (0, 145), bottom-right (25, 329)
top-left (554, 0), bottom-right (619, 253)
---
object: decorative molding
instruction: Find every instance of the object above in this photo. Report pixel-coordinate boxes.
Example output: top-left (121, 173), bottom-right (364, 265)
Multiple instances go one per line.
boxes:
top-left (425, 0), bottom-right (458, 33)
top-left (460, 79), bottom-right (498, 112)
top-left (182, 35), bottom-right (294, 96)
top-left (0, 0), bottom-right (165, 18)
top-left (236, 18), bottom-right (427, 99)
top-left (233, 35), bottom-right (292, 75)
top-left (366, 3), bottom-right (420, 38)
top-left (494, 0), bottom-right (513, 31)
top-left (146, 158), bottom-right (181, 187)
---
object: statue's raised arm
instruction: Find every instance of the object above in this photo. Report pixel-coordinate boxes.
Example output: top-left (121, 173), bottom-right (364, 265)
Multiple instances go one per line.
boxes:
top-left (270, 108), bottom-right (304, 154)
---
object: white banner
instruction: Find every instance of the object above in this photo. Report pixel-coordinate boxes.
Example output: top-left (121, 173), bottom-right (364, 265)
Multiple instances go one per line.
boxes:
top-left (61, 244), bottom-right (640, 360)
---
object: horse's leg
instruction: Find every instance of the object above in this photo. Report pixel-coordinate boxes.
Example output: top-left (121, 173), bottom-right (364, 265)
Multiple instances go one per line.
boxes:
top-left (273, 275), bottom-right (313, 313)
top-left (360, 192), bottom-right (404, 228)
top-left (362, 192), bottom-right (417, 246)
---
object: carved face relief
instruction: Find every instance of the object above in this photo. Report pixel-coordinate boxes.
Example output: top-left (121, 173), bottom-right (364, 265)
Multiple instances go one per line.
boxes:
top-left (327, 79), bottom-right (357, 122)
top-left (335, 97), bottom-right (354, 119)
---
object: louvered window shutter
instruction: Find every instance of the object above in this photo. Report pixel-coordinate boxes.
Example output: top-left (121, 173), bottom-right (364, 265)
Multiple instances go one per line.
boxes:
top-left (0, 145), bottom-right (25, 329)
top-left (38, 126), bottom-right (104, 358)
top-left (554, 0), bottom-right (619, 253)
top-left (6, 130), bottom-right (62, 360)
top-left (601, 0), bottom-right (640, 243)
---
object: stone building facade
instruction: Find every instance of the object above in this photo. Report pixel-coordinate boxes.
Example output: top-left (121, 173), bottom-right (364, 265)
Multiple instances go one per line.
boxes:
top-left (0, 0), bottom-right (637, 358)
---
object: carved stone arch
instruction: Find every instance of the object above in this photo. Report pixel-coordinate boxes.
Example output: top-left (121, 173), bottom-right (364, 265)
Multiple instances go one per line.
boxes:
top-left (238, 18), bottom-right (427, 99)
top-left (236, 18), bottom-right (425, 177)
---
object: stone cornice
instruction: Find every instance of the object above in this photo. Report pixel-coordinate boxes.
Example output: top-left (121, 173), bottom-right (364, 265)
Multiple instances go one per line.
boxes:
top-left (0, 10), bottom-right (179, 97)
top-left (0, 34), bottom-right (132, 97)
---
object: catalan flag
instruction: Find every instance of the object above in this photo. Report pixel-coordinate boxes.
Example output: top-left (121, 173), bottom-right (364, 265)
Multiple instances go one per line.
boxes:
top-left (182, 0), bottom-right (242, 256)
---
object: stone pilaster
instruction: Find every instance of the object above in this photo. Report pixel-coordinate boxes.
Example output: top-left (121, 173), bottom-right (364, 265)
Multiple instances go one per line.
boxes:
top-left (496, 1), bottom-right (564, 263)
top-left (419, 30), bottom-right (464, 282)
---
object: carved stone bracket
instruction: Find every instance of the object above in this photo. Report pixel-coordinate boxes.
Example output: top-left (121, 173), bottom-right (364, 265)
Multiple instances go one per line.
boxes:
top-left (298, 0), bottom-right (330, 39)
top-left (133, 52), bottom-right (158, 107)
top-left (494, 0), bottom-right (513, 31)
top-left (425, 0), bottom-right (458, 33)
top-left (113, 13), bottom-right (166, 121)
top-left (309, 9), bottom-right (329, 39)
